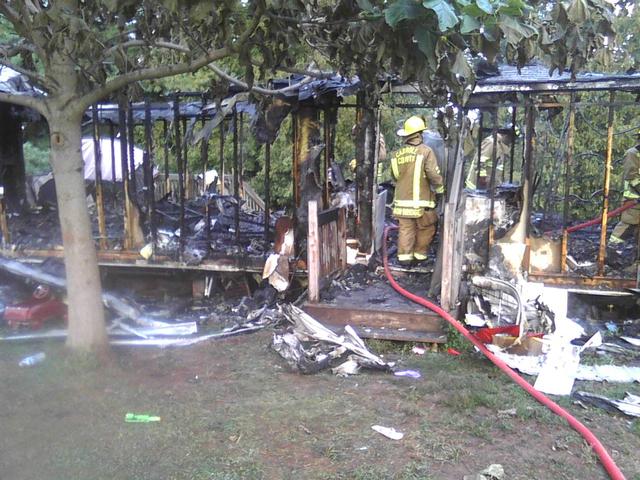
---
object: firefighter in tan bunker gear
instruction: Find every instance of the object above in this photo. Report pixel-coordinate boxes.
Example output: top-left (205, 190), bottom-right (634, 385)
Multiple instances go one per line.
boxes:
top-left (391, 116), bottom-right (445, 264)
top-left (609, 134), bottom-right (640, 246)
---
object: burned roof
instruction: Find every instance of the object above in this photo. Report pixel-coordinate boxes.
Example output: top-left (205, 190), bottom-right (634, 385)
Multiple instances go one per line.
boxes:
top-left (473, 63), bottom-right (640, 95)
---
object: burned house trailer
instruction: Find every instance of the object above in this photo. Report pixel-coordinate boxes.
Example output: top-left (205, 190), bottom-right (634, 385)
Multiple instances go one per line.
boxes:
top-left (1, 65), bottom-right (639, 334)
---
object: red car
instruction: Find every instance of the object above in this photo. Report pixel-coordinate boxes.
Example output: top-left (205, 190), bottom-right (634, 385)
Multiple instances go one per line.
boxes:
top-left (3, 285), bottom-right (68, 329)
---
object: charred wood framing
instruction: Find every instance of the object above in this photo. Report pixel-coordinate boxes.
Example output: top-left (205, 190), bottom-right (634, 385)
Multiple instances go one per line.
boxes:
top-left (144, 98), bottom-right (157, 251)
top-left (173, 96), bottom-right (186, 259)
top-left (219, 120), bottom-right (225, 195)
top-left (476, 112), bottom-right (483, 189)
top-left (355, 89), bottom-right (377, 253)
top-left (487, 111), bottom-right (499, 264)
top-left (522, 97), bottom-right (536, 273)
top-left (182, 117), bottom-right (189, 199)
top-left (91, 104), bottom-right (107, 250)
top-left (561, 94), bottom-right (576, 272)
top-left (118, 97), bottom-right (134, 250)
top-left (163, 120), bottom-right (170, 195)
top-left (292, 103), bottom-right (323, 242)
top-left (200, 94), bottom-right (209, 241)
top-left (509, 106), bottom-right (517, 183)
top-left (109, 124), bottom-right (116, 184)
top-left (233, 109), bottom-right (240, 243)
top-left (264, 141), bottom-right (271, 245)
top-left (239, 112), bottom-right (244, 199)
top-left (127, 102), bottom-right (136, 194)
top-left (597, 91), bottom-right (615, 275)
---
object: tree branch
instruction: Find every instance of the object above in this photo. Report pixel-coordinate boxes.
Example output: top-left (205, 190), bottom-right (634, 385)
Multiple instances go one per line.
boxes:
top-left (77, 46), bottom-right (231, 111)
top-left (206, 63), bottom-right (314, 95)
top-left (0, 4), bottom-right (22, 26)
top-left (0, 91), bottom-right (46, 115)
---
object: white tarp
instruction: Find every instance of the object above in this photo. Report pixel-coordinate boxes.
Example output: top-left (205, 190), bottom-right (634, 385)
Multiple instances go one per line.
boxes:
top-left (81, 138), bottom-right (145, 182)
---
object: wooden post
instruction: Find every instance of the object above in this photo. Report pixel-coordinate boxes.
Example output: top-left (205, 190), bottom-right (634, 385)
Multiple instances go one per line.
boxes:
top-left (219, 120), bottom-right (225, 194)
top-left (92, 104), bottom-right (107, 250)
top-left (0, 195), bottom-right (10, 245)
top-left (144, 98), bottom-right (157, 250)
top-left (173, 96), bottom-right (186, 260)
top-left (118, 98), bottom-right (134, 250)
top-left (440, 202), bottom-right (455, 311)
top-left (308, 200), bottom-right (320, 302)
top-left (127, 103), bottom-right (136, 193)
top-left (182, 117), bottom-right (190, 199)
top-left (337, 207), bottom-right (347, 269)
top-left (233, 109), bottom-right (240, 243)
top-left (561, 94), bottom-right (576, 273)
top-left (522, 97), bottom-right (536, 274)
top-left (597, 91), bottom-right (615, 275)
top-left (486, 111), bottom-right (499, 266)
top-left (264, 141), bottom-right (271, 246)
top-left (163, 120), bottom-right (170, 197)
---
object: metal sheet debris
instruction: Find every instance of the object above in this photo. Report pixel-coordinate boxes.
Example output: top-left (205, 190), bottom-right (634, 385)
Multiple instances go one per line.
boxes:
top-left (533, 332), bottom-right (601, 396)
top-left (271, 304), bottom-right (394, 374)
top-left (487, 344), bottom-right (640, 386)
top-left (574, 391), bottom-right (640, 418)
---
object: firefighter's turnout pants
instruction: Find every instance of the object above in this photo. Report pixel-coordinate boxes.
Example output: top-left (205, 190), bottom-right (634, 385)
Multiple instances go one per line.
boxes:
top-left (397, 209), bottom-right (438, 262)
top-left (610, 202), bottom-right (640, 245)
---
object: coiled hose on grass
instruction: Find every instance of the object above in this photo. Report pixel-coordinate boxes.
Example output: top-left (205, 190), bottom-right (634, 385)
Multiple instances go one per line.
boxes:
top-left (382, 225), bottom-right (625, 480)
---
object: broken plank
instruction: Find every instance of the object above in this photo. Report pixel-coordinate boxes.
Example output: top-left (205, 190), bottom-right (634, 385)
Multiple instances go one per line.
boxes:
top-left (302, 303), bottom-right (446, 341)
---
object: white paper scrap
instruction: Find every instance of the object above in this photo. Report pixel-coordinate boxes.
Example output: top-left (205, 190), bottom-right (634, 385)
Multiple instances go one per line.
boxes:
top-left (371, 425), bottom-right (404, 440)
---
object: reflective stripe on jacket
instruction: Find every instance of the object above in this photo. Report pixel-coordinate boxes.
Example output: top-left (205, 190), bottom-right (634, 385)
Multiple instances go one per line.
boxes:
top-left (622, 146), bottom-right (640, 200)
top-left (390, 142), bottom-right (444, 218)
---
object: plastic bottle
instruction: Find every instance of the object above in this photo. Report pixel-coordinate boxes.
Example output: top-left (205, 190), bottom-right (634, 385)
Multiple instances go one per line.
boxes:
top-left (18, 352), bottom-right (46, 367)
top-left (124, 413), bottom-right (161, 423)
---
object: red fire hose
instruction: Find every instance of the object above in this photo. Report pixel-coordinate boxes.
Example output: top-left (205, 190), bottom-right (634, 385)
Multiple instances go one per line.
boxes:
top-left (382, 225), bottom-right (626, 480)
top-left (545, 200), bottom-right (637, 235)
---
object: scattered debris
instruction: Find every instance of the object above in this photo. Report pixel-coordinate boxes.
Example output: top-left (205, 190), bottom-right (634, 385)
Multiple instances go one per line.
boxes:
top-left (271, 304), bottom-right (394, 375)
top-left (487, 345), bottom-right (640, 387)
top-left (573, 391), bottom-right (640, 418)
top-left (463, 464), bottom-right (505, 480)
top-left (18, 352), bottom-right (45, 367)
top-left (496, 408), bottom-right (517, 418)
top-left (393, 369), bottom-right (421, 379)
top-left (371, 425), bottom-right (404, 440)
top-left (621, 336), bottom-right (640, 347)
top-left (446, 348), bottom-right (461, 356)
top-left (411, 345), bottom-right (426, 355)
top-left (124, 413), bottom-right (161, 423)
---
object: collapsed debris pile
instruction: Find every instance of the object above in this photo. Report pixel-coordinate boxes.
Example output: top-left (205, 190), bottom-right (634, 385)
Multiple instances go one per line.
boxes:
top-left (463, 275), bottom-right (640, 407)
top-left (7, 189), bottom-right (277, 263)
top-left (272, 304), bottom-right (394, 375)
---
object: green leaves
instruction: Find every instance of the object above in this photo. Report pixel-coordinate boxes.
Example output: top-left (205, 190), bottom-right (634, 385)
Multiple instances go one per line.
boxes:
top-left (475, 0), bottom-right (493, 15)
top-left (499, 14), bottom-right (537, 45)
top-left (460, 14), bottom-right (480, 34)
top-left (414, 25), bottom-right (438, 67)
top-left (422, 0), bottom-right (459, 32)
top-left (384, 0), bottom-right (426, 28)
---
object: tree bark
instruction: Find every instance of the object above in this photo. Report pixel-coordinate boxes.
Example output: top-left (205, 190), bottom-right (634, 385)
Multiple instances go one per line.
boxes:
top-left (48, 110), bottom-right (108, 353)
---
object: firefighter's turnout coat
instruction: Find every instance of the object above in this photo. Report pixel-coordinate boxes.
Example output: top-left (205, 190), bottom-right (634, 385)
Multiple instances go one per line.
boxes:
top-left (390, 141), bottom-right (444, 218)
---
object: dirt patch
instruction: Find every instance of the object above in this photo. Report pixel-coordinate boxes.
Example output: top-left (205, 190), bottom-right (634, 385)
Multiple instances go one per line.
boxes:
top-left (0, 330), bottom-right (638, 480)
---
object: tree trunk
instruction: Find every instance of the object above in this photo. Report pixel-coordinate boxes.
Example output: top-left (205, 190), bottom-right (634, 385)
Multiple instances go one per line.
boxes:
top-left (48, 111), bottom-right (108, 353)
